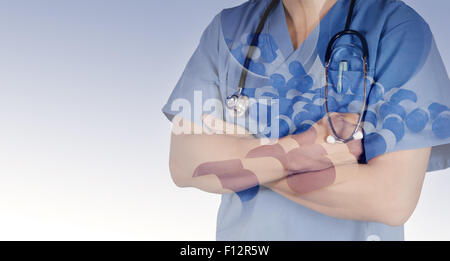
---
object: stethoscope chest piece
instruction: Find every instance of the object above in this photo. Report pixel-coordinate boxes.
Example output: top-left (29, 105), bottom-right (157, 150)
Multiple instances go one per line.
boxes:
top-left (226, 94), bottom-right (250, 117)
top-left (326, 130), bottom-right (364, 144)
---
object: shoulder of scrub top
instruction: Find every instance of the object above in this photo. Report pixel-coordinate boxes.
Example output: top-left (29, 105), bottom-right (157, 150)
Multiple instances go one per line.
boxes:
top-left (368, 0), bottom-right (433, 84)
top-left (362, 0), bottom-right (431, 33)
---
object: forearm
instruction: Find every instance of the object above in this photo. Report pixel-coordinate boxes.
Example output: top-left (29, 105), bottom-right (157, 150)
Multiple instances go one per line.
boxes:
top-left (170, 118), bottom-right (361, 195)
top-left (266, 163), bottom-right (373, 220)
top-left (266, 147), bottom-right (431, 226)
top-left (169, 118), bottom-right (286, 193)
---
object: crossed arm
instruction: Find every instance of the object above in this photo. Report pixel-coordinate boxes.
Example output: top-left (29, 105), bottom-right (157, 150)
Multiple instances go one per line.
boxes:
top-left (168, 113), bottom-right (431, 226)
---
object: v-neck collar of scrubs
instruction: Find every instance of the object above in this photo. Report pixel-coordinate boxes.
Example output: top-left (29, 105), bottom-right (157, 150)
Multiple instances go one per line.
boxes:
top-left (267, 0), bottom-right (345, 64)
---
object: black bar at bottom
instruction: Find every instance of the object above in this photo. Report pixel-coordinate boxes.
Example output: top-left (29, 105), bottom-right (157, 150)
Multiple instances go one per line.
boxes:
top-left (0, 241), bottom-right (447, 259)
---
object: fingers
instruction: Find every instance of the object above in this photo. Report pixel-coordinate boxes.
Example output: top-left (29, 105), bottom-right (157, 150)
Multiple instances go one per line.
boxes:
top-left (325, 112), bottom-right (361, 139)
top-left (286, 167), bottom-right (336, 195)
top-left (325, 113), bottom-right (364, 160)
top-left (285, 145), bottom-right (332, 172)
top-left (290, 124), bottom-right (321, 145)
top-left (286, 112), bottom-right (364, 164)
top-left (347, 137), bottom-right (364, 156)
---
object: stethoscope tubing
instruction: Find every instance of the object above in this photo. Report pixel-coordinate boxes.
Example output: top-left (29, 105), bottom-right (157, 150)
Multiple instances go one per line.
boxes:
top-left (227, 0), bottom-right (369, 143)
top-left (324, 28), bottom-right (369, 142)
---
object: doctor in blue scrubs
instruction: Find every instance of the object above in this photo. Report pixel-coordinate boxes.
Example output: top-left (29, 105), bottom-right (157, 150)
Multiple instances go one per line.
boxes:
top-left (162, 0), bottom-right (450, 241)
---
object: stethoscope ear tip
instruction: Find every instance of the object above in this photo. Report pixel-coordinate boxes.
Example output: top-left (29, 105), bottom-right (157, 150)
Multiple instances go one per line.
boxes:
top-left (353, 130), bottom-right (364, 140)
top-left (326, 135), bottom-right (337, 144)
top-left (326, 130), bottom-right (364, 144)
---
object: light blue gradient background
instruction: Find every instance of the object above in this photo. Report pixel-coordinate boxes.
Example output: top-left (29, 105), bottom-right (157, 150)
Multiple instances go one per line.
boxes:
top-left (0, 0), bottom-right (448, 240)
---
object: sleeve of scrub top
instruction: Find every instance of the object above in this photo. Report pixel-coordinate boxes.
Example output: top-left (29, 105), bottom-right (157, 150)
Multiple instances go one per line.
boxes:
top-left (362, 15), bottom-right (450, 172)
top-left (161, 14), bottom-right (223, 127)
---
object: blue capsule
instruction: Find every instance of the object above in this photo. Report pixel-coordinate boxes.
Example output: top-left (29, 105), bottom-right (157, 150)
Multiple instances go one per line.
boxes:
top-left (432, 112), bottom-right (450, 139)
top-left (270, 73), bottom-right (286, 88)
top-left (379, 102), bottom-right (407, 120)
top-left (389, 89), bottom-right (418, 104)
top-left (383, 117), bottom-right (405, 142)
top-left (428, 102), bottom-right (448, 120)
top-left (406, 108), bottom-right (429, 133)
top-left (287, 75), bottom-right (313, 93)
top-left (289, 61), bottom-right (306, 77)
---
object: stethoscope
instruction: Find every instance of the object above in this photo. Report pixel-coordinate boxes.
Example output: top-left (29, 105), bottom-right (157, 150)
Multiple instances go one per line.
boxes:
top-left (225, 0), bottom-right (369, 144)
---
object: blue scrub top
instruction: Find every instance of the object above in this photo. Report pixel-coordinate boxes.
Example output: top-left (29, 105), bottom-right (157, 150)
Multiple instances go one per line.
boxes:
top-left (162, 0), bottom-right (450, 241)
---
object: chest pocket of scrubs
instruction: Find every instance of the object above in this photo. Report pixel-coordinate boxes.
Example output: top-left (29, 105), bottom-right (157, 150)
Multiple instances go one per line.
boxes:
top-left (327, 69), bottom-right (366, 114)
top-left (327, 44), bottom-right (367, 114)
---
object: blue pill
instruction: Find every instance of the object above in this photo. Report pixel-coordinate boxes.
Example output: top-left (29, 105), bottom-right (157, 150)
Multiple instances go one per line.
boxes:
top-left (428, 102), bottom-right (448, 120)
top-left (383, 117), bottom-right (405, 142)
top-left (291, 96), bottom-right (312, 104)
top-left (432, 112), bottom-right (450, 139)
top-left (289, 61), bottom-right (306, 77)
top-left (406, 108), bottom-right (429, 133)
top-left (270, 74), bottom-right (286, 88)
top-left (287, 76), bottom-right (312, 93)
top-left (301, 75), bottom-right (314, 90)
top-left (389, 89), bottom-right (418, 104)
top-left (278, 118), bottom-right (291, 137)
top-left (379, 102), bottom-right (407, 120)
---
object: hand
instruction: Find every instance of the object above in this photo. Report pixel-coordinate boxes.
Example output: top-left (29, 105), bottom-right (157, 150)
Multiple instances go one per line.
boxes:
top-left (195, 112), bottom-right (364, 195)
top-left (246, 112), bottom-right (364, 174)
top-left (255, 112), bottom-right (364, 195)
top-left (202, 112), bottom-right (364, 174)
